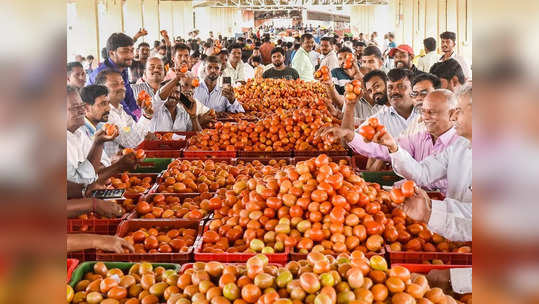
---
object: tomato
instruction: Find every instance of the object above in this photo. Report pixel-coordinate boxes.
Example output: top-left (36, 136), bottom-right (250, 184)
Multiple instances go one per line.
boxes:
top-left (401, 180), bottom-right (416, 198)
top-left (390, 188), bottom-right (405, 204)
top-left (358, 125), bottom-right (375, 140)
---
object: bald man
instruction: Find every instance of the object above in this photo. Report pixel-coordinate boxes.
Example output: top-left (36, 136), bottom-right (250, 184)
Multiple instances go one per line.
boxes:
top-left (318, 89), bottom-right (460, 194)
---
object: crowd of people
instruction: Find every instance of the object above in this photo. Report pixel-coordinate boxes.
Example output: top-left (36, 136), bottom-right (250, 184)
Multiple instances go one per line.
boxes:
top-left (67, 26), bottom-right (472, 294)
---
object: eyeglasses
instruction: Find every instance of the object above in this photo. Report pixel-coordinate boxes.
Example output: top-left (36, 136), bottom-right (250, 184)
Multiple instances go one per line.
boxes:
top-left (410, 90), bottom-right (429, 98)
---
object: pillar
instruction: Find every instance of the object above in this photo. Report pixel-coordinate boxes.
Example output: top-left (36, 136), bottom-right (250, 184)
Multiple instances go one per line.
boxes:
top-left (67, 0), bottom-right (100, 61)
top-left (97, 0), bottom-right (123, 58)
top-left (143, 0), bottom-right (161, 42)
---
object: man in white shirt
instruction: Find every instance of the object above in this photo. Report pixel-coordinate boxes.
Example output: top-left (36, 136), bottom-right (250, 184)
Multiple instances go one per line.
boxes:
top-left (222, 43), bottom-right (255, 86)
top-left (93, 71), bottom-right (152, 156)
top-left (150, 72), bottom-right (203, 132)
top-left (67, 62), bottom-right (86, 89)
top-left (193, 55), bottom-right (244, 113)
top-left (130, 57), bottom-right (166, 131)
top-left (318, 37), bottom-right (339, 72)
top-left (67, 86), bottom-right (136, 186)
top-left (439, 31), bottom-right (472, 80)
top-left (372, 85), bottom-right (473, 241)
top-left (430, 59), bottom-right (466, 93)
top-left (417, 37), bottom-right (439, 73)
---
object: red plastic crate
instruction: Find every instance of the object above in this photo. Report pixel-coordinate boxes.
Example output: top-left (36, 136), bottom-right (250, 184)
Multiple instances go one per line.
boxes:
top-left (194, 226), bottom-right (289, 263)
top-left (144, 150), bottom-right (182, 158)
top-left (293, 150), bottom-right (349, 157)
top-left (179, 262), bottom-right (283, 274)
top-left (67, 250), bottom-right (96, 262)
top-left (235, 157), bottom-right (292, 166)
top-left (128, 193), bottom-right (213, 221)
top-left (351, 154), bottom-right (369, 170)
top-left (289, 248), bottom-right (385, 261)
top-left (292, 155), bottom-right (352, 165)
top-left (96, 219), bottom-right (202, 263)
top-left (137, 139), bottom-right (187, 150)
top-left (182, 150), bottom-right (237, 158)
top-left (236, 151), bottom-right (293, 158)
top-left (154, 131), bottom-right (196, 138)
top-left (386, 245), bottom-right (472, 266)
top-left (391, 263), bottom-right (471, 274)
top-left (67, 259), bottom-right (79, 283)
top-left (67, 200), bottom-right (130, 234)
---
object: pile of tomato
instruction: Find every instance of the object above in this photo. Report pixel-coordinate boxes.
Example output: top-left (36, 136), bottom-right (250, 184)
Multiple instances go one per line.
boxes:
top-left (108, 173), bottom-right (153, 195)
top-left (199, 154), bottom-right (470, 256)
top-left (186, 108), bottom-right (344, 152)
top-left (132, 193), bottom-right (215, 220)
top-left (234, 78), bottom-right (330, 113)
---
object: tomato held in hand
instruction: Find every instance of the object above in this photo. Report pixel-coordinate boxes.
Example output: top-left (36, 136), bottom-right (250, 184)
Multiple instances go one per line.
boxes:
top-left (401, 180), bottom-right (416, 198)
top-left (390, 188), bottom-right (405, 204)
top-left (358, 125), bottom-right (376, 141)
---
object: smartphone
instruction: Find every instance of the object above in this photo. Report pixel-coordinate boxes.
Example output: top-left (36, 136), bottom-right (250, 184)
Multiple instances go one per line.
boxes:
top-left (223, 76), bottom-right (232, 85)
top-left (91, 189), bottom-right (125, 199)
top-left (179, 93), bottom-right (193, 108)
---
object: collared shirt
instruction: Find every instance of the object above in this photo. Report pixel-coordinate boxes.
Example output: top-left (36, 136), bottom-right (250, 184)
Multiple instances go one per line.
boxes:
top-left (439, 51), bottom-right (472, 80)
top-left (390, 136), bottom-right (472, 202)
top-left (105, 103), bottom-right (150, 156)
top-left (131, 81), bottom-right (159, 100)
top-left (417, 51), bottom-right (439, 73)
top-left (193, 80), bottom-right (244, 113)
top-left (309, 50), bottom-right (321, 68)
top-left (222, 60), bottom-right (255, 86)
top-left (349, 127), bottom-right (459, 194)
top-left (149, 87), bottom-right (194, 132)
top-left (291, 47), bottom-right (315, 81)
top-left (400, 108), bottom-right (427, 137)
top-left (342, 97), bottom-right (384, 122)
top-left (67, 129), bottom-right (97, 185)
top-left (429, 198), bottom-right (472, 242)
top-left (88, 59), bottom-right (141, 121)
top-left (330, 67), bottom-right (352, 95)
top-left (319, 50), bottom-right (339, 72)
top-left (360, 106), bottom-right (419, 138)
top-left (79, 119), bottom-right (112, 167)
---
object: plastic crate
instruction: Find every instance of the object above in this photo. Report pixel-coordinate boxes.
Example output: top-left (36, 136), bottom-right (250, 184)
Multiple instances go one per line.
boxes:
top-left (386, 245), bottom-right (472, 266)
top-left (68, 261), bottom-right (181, 288)
top-left (351, 154), bottom-right (369, 170)
top-left (289, 247), bottom-right (385, 261)
top-left (359, 170), bottom-right (403, 186)
top-left (96, 219), bottom-right (201, 263)
top-left (137, 139), bottom-right (187, 150)
top-left (293, 150), bottom-right (349, 157)
top-left (179, 262), bottom-right (283, 274)
top-left (66, 259), bottom-right (79, 283)
top-left (236, 157), bottom-right (293, 166)
top-left (194, 226), bottom-right (289, 263)
top-left (132, 158), bottom-right (173, 173)
top-left (67, 201), bottom-right (130, 234)
top-left (67, 249), bottom-right (96, 262)
top-left (236, 151), bottom-right (293, 158)
top-left (128, 193), bottom-right (213, 221)
top-left (154, 131), bottom-right (196, 138)
top-left (144, 150), bottom-right (182, 158)
top-left (182, 150), bottom-right (237, 158)
top-left (391, 263), bottom-right (471, 274)
top-left (292, 155), bottom-right (352, 165)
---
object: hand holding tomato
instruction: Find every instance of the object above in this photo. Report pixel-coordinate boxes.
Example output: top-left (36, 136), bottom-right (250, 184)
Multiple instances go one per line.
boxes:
top-left (94, 128), bottom-right (118, 144)
top-left (402, 187), bottom-right (432, 223)
top-left (94, 235), bottom-right (134, 253)
top-left (371, 128), bottom-right (397, 151)
top-left (116, 152), bottom-right (138, 171)
top-left (95, 199), bottom-right (125, 218)
top-left (317, 126), bottom-right (355, 144)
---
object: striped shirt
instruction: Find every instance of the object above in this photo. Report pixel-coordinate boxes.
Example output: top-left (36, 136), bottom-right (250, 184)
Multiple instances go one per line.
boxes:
top-left (330, 67), bottom-right (352, 95)
top-left (193, 80), bottom-right (244, 113)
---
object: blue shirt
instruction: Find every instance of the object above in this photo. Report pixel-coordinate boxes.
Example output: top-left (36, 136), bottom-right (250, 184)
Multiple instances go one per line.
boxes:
top-left (87, 59), bottom-right (141, 122)
top-left (193, 80), bottom-right (244, 113)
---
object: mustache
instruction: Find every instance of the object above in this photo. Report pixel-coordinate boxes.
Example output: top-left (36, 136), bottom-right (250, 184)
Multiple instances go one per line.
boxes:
top-left (390, 93), bottom-right (402, 99)
top-left (373, 94), bottom-right (387, 105)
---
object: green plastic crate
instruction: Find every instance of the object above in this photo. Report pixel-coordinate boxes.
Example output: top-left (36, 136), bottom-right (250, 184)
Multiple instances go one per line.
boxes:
top-left (359, 170), bottom-right (403, 186)
top-left (68, 261), bottom-right (181, 287)
top-left (132, 158), bottom-right (173, 173)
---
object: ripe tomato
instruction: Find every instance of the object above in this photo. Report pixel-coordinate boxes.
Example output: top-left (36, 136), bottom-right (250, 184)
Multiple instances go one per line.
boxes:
top-left (401, 180), bottom-right (416, 198)
top-left (390, 188), bottom-right (405, 204)
top-left (358, 125), bottom-right (376, 140)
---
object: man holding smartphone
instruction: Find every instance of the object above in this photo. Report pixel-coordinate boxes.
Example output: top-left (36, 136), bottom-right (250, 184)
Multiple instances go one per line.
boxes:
top-left (194, 55), bottom-right (244, 113)
top-left (148, 69), bottom-right (203, 132)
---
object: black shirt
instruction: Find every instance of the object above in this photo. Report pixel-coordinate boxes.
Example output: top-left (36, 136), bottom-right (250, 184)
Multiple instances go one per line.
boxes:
top-left (262, 67), bottom-right (300, 80)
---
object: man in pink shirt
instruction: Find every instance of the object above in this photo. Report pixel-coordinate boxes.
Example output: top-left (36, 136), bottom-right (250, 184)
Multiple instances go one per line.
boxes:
top-left (319, 89), bottom-right (459, 194)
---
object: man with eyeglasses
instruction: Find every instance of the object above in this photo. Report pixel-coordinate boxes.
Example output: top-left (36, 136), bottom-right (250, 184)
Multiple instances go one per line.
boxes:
top-left (319, 88), bottom-right (459, 195)
top-left (401, 73), bottom-right (441, 136)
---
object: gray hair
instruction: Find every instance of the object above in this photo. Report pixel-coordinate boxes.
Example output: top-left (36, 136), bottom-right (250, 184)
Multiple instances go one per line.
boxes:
top-left (428, 88), bottom-right (457, 109)
top-left (456, 84), bottom-right (472, 104)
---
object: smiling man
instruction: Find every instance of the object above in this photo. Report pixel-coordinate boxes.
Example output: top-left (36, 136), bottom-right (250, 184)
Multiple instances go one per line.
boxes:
top-left (388, 44), bottom-right (421, 77)
top-left (291, 33), bottom-right (316, 81)
top-left (88, 33), bottom-right (140, 121)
